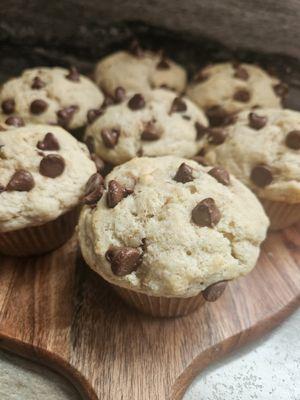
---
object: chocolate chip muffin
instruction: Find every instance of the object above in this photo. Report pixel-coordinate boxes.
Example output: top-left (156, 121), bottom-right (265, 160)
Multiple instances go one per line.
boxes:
top-left (78, 156), bottom-right (268, 317)
top-left (94, 45), bottom-right (187, 97)
top-left (187, 62), bottom-right (286, 126)
top-left (84, 88), bottom-right (208, 165)
top-left (0, 125), bottom-right (96, 256)
top-left (204, 108), bottom-right (300, 230)
top-left (0, 67), bottom-right (104, 136)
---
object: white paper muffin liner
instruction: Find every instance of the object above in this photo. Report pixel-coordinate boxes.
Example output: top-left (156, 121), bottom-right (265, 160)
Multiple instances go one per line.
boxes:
top-left (260, 198), bottom-right (300, 230)
top-left (0, 207), bottom-right (79, 257)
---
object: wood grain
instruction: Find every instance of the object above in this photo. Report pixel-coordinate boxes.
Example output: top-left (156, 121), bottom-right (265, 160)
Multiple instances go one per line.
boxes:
top-left (0, 226), bottom-right (299, 400)
top-left (1, 1), bottom-right (300, 59)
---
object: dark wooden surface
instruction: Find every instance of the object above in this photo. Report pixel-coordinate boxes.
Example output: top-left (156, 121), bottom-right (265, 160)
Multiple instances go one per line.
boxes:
top-left (1, 1), bottom-right (300, 59)
top-left (0, 224), bottom-right (299, 400)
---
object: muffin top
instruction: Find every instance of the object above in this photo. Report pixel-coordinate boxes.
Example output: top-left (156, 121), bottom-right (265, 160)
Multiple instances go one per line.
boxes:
top-left (79, 156), bottom-right (268, 298)
top-left (187, 62), bottom-right (284, 126)
top-left (85, 88), bottom-right (208, 165)
top-left (0, 67), bottom-right (104, 130)
top-left (94, 48), bottom-right (187, 96)
top-left (0, 125), bottom-right (96, 232)
top-left (204, 108), bottom-right (300, 203)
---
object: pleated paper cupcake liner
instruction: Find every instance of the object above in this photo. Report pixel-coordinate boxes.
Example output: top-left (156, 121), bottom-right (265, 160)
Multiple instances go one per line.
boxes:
top-left (0, 207), bottom-right (79, 257)
top-left (260, 198), bottom-right (300, 231)
top-left (112, 285), bottom-right (206, 318)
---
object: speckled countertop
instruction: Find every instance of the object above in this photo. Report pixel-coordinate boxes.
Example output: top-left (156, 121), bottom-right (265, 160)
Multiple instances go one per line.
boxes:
top-left (0, 309), bottom-right (299, 400)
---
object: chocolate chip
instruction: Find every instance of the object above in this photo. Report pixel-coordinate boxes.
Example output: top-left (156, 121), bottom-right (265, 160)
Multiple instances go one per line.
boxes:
top-left (174, 163), bottom-right (193, 183)
top-left (102, 96), bottom-right (114, 109)
top-left (114, 86), bottom-right (126, 104)
top-left (197, 147), bottom-right (206, 156)
top-left (101, 128), bottom-right (120, 148)
top-left (5, 116), bottom-right (24, 127)
top-left (192, 198), bottom-right (221, 227)
top-left (191, 155), bottom-right (208, 166)
top-left (208, 167), bottom-right (230, 186)
top-left (128, 39), bottom-right (143, 58)
top-left (233, 89), bottom-right (251, 102)
top-left (30, 99), bottom-right (48, 115)
top-left (87, 108), bottom-right (103, 124)
top-left (286, 130), bottom-right (300, 150)
top-left (106, 247), bottom-right (142, 276)
top-left (85, 136), bottom-right (95, 154)
top-left (170, 97), bottom-right (187, 113)
top-left (31, 76), bottom-right (45, 89)
top-left (203, 281), bottom-right (227, 302)
top-left (248, 112), bottom-right (268, 130)
top-left (156, 59), bottom-right (170, 70)
top-left (91, 153), bottom-right (106, 174)
top-left (206, 106), bottom-right (234, 127)
top-left (273, 83), bottom-right (288, 98)
top-left (128, 94), bottom-right (145, 110)
top-left (141, 122), bottom-right (161, 141)
top-left (207, 128), bottom-right (227, 145)
top-left (6, 170), bottom-right (35, 192)
top-left (39, 154), bottom-right (65, 178)
top-left (107, 180), bottom-right (126, 208)
top-left (66, 66), bottom-right (80, 82)
top-left (37, 132), bottom-right (60, 151)
top-left (234, 66), bottom-right (249, 80)
top-left (183, 115), bottom-right (191, 120)
top-left (195, 122), bottom-right (208, 140)
top-left (56, 105), bottom-right (78, 127)
top-left (250, 165), bottom-right (273, 187)
top-left (83, 173), bottom-right (104, 205)
top-left (194, 71), bottom-right (208, 83)
top-left (1, 99), bottom-right (15, 114)
top-left (124, 187), bottom-right (134, 196)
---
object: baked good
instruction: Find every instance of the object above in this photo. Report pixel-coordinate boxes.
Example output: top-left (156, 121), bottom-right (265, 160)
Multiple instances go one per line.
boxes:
top-left (78, 156), bottom-right (269, 316)
top-left (187, 62), bottom-right (286, 126)
top-left (204, 108), bottom-right (300, 229)
top-left (0, 67), bottom-right (104, 133)
top-left (94, 46), bottom-right (187, 96)
top-left (85, 88), bottom-right (208, 165)
top-left (0, 124), bottom-right (96, 256)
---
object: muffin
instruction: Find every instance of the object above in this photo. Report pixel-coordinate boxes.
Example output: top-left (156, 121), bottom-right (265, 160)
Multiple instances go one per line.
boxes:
top-left (0, 125), bottom-right (96, 256)
top-left (78, 156), bottom-right (269, 317)
top-left (204, 108), bottom-right (300, 230)
top-left (84, 88), bottom-right (208, 166)
top-left (94, 45), bottom-right (187, 96)
top-left (187, 62), bottom-right (286, 126)
top-left (0, 67), bottom-right (104, 138)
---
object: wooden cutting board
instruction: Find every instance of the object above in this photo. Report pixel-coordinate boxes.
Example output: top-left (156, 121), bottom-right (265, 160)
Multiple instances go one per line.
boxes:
top-left (0, 224), bottom-right (299, 400)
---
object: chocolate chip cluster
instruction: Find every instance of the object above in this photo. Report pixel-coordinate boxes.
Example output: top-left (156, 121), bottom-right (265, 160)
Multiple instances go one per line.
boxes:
top-left (209, 110), bottom-right (300, 189)
top-left (0, 132), bottom-right (65, 193)
top-left (1, 68), bottom-right (80, 128)
top-left (188, 62), bottom-right (287, 127)
top-left (82, 161), bottom-right (230, 278)
top-left (86, 92), bottom-right (208, 159)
